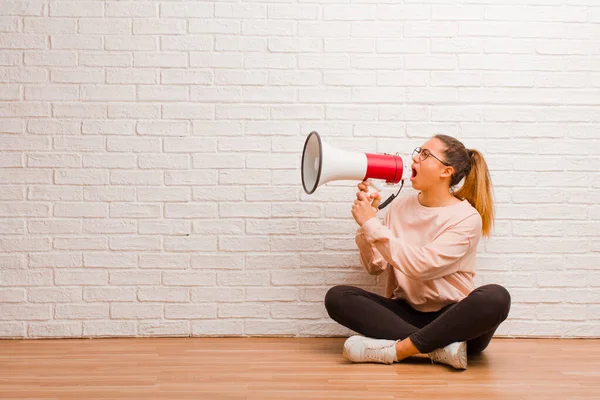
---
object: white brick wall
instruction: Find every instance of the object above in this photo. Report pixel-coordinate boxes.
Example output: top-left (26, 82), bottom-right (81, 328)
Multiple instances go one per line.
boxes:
top-left (0, 0), bottom-right (599, 340)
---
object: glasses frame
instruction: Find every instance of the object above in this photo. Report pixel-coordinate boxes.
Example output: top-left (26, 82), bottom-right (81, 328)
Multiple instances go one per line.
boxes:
top-left (412, 147), bottom-right (450, 166)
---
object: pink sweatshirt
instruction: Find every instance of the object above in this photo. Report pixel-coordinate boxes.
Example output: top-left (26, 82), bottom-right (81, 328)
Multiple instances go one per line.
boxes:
top-left (355, 193), bottom-right (482, 312)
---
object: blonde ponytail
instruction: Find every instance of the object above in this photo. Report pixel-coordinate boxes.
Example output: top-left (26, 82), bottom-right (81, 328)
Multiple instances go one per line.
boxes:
top-left (454, 149), bottom-right (494, 237)
top-left (434, 135), bottom-right (495, 238)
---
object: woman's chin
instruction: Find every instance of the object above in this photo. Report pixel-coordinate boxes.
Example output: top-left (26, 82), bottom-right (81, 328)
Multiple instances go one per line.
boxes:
top-left (409, 178), bottom-right (419, 189)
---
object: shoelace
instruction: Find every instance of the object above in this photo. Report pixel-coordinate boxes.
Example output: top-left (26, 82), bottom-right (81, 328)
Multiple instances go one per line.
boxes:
top-left (364, 345), bottom-right (391, 363)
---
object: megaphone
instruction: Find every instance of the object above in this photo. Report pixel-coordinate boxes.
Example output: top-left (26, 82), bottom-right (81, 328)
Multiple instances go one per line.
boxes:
top-left (301, 131), bottom-right (411, 209)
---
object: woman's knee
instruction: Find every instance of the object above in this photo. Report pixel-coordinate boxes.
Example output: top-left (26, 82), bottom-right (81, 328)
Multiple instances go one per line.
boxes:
top-left (478, 284), bottom-right (511, 320)
top-left (324, 285), bottom-right (356, 314)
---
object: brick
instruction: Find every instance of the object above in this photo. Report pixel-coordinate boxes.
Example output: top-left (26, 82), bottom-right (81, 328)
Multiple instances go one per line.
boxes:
top-left (51, 35), bottom-right (102, 50)
top-left (28, 219), bottom-right (80, 234)
top-left (190, 52), bottom-right (242, 68)
top-left (192, 186), bottom-right (244, 202)
top-left (138, 154), bottom-right (191, 169)
top-left (133, 19), bottom-right (186, 35)
top-left (0, 103), bottom-right (48, 117)
top-left (54, 202), bottom-right (107, 218)
top-left (191, 87), bottom-right (241, 103)
top-left (110, 271), bottom-right (160, 285)
top-left (81, 85), bottom-right (136, 101)
top-left (0, 237), bottom-right (50, 252)
top-left (137, 86), bottom-right (187, 101)
top-left (193, 154), bottom-right (245, 169)
top-left (84, 288), bottom-right (136, 302)
top-left (0, 152), bottom-right (22, 167)
top-left (108, 103), bottom-right (160, 119)
top-left (109, 236), bottom-right (161, 250)
top-left (165, 171), bottom-right (217, 185)
top-left (84, 187), bottom-right (135, 202)
top-left (191, 254), bottom-right (244, 270)
top-left (27, 153), bottom-right (81, 168)
top-left (219, 169), bottom-right (271, 185)
top-left (161, 36), bottom-right (212, 51)
top-left (83, 220), bottom-right (137, 234)
top-left (137, 187), bottom-right (190, 202)
top-left (106, 2), bottom-right (158, 17)
top-left (83, 252), bottom-right (137, 268)
top-left (219, 203), bottom-right (270, 218)
top-left (55, 169), bottom-right (108, 185)
top-left (138, 287), bottom-right (189, 302)
top-left (0, 254), bottom-right (26, 269)
top-left (192, 288), bottom-right (244, 302)
top-left (134, 52), bottom-right (187, 68)
top-left (110, 304), bottom-right (162, 319)
top-left (189, 20), bottom-right (240, 35)
top-left (162, 69), bottom-right (212, 84)
top-left (105, 36), bottom-right (157, 51)
top-left (79, 19), bottom-right (131, 35)
top-left (83, 321), bottom-right (135, 337)
top-left (215, 4), bottom-right (266, 19)
top-left (29, 253), bottom-right (82, 268)
top-left (107, 137), bottom-right (161, 153)
top-left (109, 203), bottom-right (161, 218)
top-left (53, 237), bottom-right (107, 251)
top-left (219, 236), bottom-right (269, 252)
top-left (218, 303), bottom-right (268, 318)
top-left (161, 2), bottom-right (212, 17)
top-left (139, 253), bottom-right (190, 269)
top-left (165, 304), bottom-right (217, 319)
top-left (162, 104), bottom-right (214, 120)
top-left (139, 321), bottom-right (190, 337)
top-left (110, 171), bottom-right (162, 185)
top-left (141, 220), bottom-right (191, 236)
top-left (0, 288), bottom-right (26, 303)
top-left (83, 154), bottom-right (136, 169)
top-left (0, 119), bottom-right (22, 133)
top-left (163, 236), bottom-right (217, 252)
top-left (55, 304), bottom-right (108, 319)
top-left (216, 105), bottom-right (268, 120)
top-left (163, 271), bottom-right (216, 286)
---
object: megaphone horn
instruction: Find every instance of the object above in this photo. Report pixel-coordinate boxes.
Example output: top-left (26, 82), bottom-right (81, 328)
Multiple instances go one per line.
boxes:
top-left (301, 131), bottom-right (411, 208)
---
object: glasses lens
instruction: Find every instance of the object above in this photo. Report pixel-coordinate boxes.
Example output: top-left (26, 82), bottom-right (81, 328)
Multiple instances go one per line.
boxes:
top-left (421, 149), bottom-right (430, 161)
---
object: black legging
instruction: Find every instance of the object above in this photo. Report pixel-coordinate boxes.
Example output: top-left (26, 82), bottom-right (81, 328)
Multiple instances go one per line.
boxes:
top-left (324, 284), bottom-right (511, 354)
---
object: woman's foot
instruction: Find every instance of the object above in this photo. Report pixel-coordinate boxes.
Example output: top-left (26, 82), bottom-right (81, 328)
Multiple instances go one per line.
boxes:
top-left (342, 335), bottom-right (398, 365)
top-left (428, 341), bottom-right (467, 370)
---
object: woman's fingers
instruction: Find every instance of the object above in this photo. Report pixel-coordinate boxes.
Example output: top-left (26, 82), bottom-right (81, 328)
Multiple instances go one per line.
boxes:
top-left (371, 195), bottom-right (381, 209)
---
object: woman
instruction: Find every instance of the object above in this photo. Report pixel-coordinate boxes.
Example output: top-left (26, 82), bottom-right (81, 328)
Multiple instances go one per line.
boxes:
top-left (324, 134), bottom-right (511, 370)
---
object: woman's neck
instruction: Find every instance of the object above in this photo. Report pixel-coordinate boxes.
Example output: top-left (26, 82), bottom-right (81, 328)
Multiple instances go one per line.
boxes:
top-left (418, 188), bottom-right (460, 208)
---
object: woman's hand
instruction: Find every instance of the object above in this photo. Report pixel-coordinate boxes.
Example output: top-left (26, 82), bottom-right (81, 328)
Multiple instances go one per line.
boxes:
top-left (352, 181), bottom-right (381, 226)
top-left (356, 181), bottom-right (381, 208)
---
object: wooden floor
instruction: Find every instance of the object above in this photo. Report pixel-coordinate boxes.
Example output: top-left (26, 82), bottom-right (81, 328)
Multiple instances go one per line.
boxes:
top-left (1, 337), bottom-right (599, 399)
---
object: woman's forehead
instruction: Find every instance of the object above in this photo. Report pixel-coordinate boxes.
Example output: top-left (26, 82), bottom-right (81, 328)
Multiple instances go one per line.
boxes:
top-left (421, 137), bottom-right (444, 152)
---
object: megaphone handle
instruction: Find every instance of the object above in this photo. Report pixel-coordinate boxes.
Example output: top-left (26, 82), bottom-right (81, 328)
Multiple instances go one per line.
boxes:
top-left (366, 178), bottom-right (384, 198)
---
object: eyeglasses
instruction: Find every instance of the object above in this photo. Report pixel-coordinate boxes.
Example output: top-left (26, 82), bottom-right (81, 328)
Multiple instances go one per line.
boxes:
top-left (412, 147), bottom-right (449, 166)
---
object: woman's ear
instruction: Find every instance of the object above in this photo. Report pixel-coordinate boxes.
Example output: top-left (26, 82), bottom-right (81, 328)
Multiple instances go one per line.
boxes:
top-left (440, 165), bottom-right (454, 179)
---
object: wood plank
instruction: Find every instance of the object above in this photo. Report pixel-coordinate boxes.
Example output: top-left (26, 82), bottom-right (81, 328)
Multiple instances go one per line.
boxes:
top-left (0, 338), bottom-right (598, 399)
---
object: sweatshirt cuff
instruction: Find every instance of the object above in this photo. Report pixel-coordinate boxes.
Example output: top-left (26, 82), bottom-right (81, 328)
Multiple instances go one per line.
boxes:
top-left (361, 217), bottom-right (383, 243)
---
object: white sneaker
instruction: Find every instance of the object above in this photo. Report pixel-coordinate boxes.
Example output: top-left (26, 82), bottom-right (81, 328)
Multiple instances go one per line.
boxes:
top-left (342, 335), bottom-right (397, 365)
top-left (428, 341), bottom-right (467, 370)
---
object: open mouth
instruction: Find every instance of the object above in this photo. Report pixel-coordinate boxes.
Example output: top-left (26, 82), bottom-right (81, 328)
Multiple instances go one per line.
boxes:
top-left (411, 167), bottom-right (417, 179)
